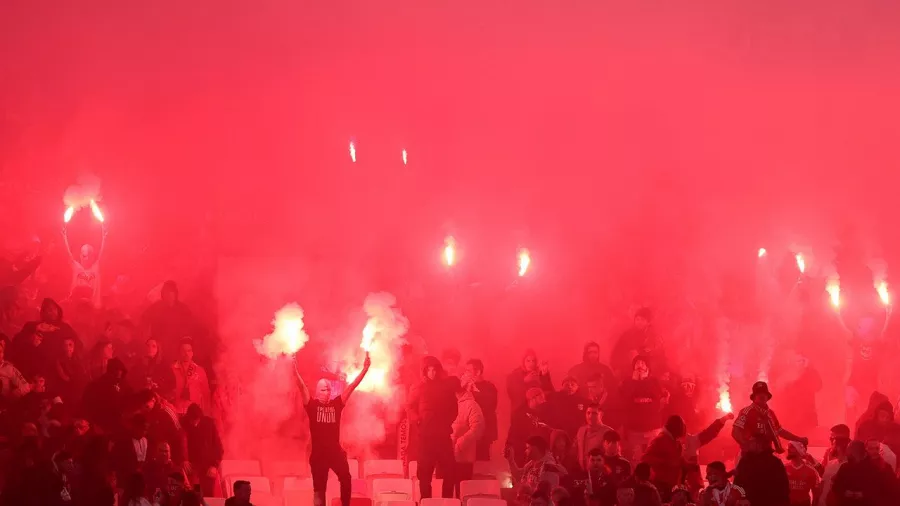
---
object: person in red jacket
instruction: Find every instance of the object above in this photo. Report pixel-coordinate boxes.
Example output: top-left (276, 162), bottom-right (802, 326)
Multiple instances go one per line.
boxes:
top-left (643, 415), bottom-right (686, 503)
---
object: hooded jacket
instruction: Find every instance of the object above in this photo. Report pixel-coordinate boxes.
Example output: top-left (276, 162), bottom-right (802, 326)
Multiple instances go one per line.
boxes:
top-left (856, 400), bottom-right (900, 456)
top-left (568, 342), bottom-right (616, 392)
top-left (507, 349), bottom-right (553, 412)
top-left (408, 356), bottom-right (458, 437)
top-left (452, 391), bottom-right (486, 463)
top-left (16, 298), bottom-right (81, 359)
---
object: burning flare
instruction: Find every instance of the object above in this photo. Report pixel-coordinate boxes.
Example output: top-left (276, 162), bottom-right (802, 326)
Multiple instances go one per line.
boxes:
top-left (349, 141), bottom-right (357, 163)
top-left (517, 248), bottom-right (531, 277)
top-left (758, 247), bottom-right (767, 258)
top-left (89, 200), bottom-right (105, 222)
top-left (64, 206), bottom-right (76, 223)
top-left (716, 388), bottom-right (733, 413)
top-left (826, 278), bottom-right (841, 309)
top-left (795, 253), bottom-right (806, 274)
top-left (253, 303), bottom-right (310, 359)
top-left (443, 236), bottom-right (456, 267)
top-left (402, 149), bottom-right (408, 165)
top-left (876, 280), bottom-right (890, 306)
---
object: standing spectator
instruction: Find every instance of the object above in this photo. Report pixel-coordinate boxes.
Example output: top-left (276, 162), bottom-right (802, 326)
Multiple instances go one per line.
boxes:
top-left (464, 358), bottom-right (498, 461)
top-left (136, 390), bottom-right (187, 466)
top-left (441, 349), bottom-right (462, 378)
top-left (183, 403), bottom-right (223, 497)
top-left (575, 403), bottom-right (613, 471)
top-left (508, 349), bottom-right (553, 413)
top-left (856, 400), bottom-right (900, 456)
top-left (408, 356), bottom-right (458, 499)
top-left (141, 281), bottom-right (195, 353)
top-left (732, 382), bottom-right (808, 454)
top-left (452, 376), bottom-right (485, 494)
top-left (507, 387), bottom-right (553, 468)
top-left (130, 337), bottom-right (176, 398)
top-left (87, 339), bottom-right (114, 381)
top-left (619, 356), bottom-right (665, 463)
top-left (601, 431), bottom-right (632, 487)
top-left (818, 425), bottom-right (851, 506)
top-left (17, 298), bottom-right (80, 357)
top-left (562, 448), bottom-right (615, 506)
top-left (784, 442), bottom-right (819, 506)
top-left (52, 335), bottom-right (87, 404)
top-left (568, 342), bottom-right (616, 394)
top-left (172, 338), bottom-right (211, 415)
top-left (145, 442), bottom-right (185, 501)
top-left (830, 440), bottom-right (894, 506)
top-left (549, 376), bottom-right (589, 438)
top-left (610, 307), bottom-right (665, 380)
top-left (549, 430), bottom-right (580, 475)
top-left (112, 414), bottom-right (150, 483)
top-left (777, 355), bottom-right (822, 437)
top-left (8, 325), bottom-right (48, 381)
top-left (733, 436), bottom-right (790, 506)
top-left (683, 413), bottom-right (733, 464)
top-left (82, 357), bottom-right (131, 433)
top-left (509, 436), bottom-right (567, 493)
top-left (631, 462), bottom-right (663, 506)
top-left (864, 439), bottom-right (897, 473)
top-left (642, 416), bottom-right (686, 502)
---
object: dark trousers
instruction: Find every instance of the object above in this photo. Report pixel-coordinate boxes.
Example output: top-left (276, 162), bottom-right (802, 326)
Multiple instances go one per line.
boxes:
top-left (310, 450), bottom-right (352, 506)
top-left (475, 440), bottom-right (492, 461)
top-left (417, 435), bottom-right (456, 499)
top-left (453, 462), bottom-right (474, 498)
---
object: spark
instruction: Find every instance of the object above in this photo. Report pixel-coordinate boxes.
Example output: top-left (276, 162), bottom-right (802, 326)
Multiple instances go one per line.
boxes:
top-left (89, 200), bottom-right (104, 222)
top-left (443, 236), bottom-right (456, 267)
top-left (349, 141), bottom-right (357, 163)
top-left (795, 253), bottom-right (806, 274)
top-left (402, 149), bottom-right (408, 165)
top-left (517, 248), bottom-right (531, 277)
top-left (716, 389), bottom-right (733, 413)
top-left (826, 279), bottom-right (841, 309)
top-left (876, 280), bottom-right (890, 306)
top-left (64, 206), bottom-right (75, 223)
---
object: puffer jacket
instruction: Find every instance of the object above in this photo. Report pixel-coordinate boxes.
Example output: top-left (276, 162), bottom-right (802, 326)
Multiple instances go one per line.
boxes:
top-left (408, 356), bottom-right (458, 437)
top-left (452, 391), bottom-right (486, 462)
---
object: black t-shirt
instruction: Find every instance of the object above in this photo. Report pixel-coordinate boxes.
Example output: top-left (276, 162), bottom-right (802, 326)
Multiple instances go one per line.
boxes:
top-left (563, 468), bottom-right (617, 506)
top-left (620, 378), bottom-right (664, 432)
top-left (306, 396), bottom-right (344, 454)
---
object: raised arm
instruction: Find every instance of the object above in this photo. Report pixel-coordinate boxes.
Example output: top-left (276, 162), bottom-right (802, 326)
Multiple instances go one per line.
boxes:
top-left (61, 227), bottom-right (76, 263)
top-left (341, 352), bottom-right (371, 403)
top-left (294, 359), bottom-right (311, 405)
top-left (97, 223), bottom-right (109, 260)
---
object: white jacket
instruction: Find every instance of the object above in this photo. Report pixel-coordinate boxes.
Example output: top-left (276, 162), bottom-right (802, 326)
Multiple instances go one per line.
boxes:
top-left (0, 361), bottom-right (30, 399)
top-left (452, 392), bottom-right (486, 463)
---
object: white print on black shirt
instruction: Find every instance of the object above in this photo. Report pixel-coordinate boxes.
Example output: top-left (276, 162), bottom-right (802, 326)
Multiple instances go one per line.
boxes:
top-left (316, 405), bottom-right (338, 424)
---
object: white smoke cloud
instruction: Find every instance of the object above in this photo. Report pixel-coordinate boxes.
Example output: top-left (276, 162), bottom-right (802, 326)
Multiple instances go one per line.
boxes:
top-left (63, 173), bottom-right (103, 209)
top-left (254, 303), bottom-right (310, 359)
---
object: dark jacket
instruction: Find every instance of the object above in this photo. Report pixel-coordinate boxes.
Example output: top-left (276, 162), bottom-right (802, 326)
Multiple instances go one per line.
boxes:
top-left (81, 358), bottom-right (132, 432)
top-left (734, 450), bottom-right (790, 506)
top-left (17, 298), bottom-right (81, 355)
top-left (506, 403), bottom-right (553, 467)
top-left (408, 356), bottom-right (457, 437)
top-left (831, 456), bottom-right (895, 506)
top-left (472, 379), bottom-right (499, 442)
top-left (568, 342), bottom-right (617, 391)
top-left (185, 415), bottom-right (224, 470)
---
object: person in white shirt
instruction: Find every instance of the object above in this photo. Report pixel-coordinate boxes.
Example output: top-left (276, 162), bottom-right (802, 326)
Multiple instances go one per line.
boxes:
top-left (0, 342), bottom-right (30, 400)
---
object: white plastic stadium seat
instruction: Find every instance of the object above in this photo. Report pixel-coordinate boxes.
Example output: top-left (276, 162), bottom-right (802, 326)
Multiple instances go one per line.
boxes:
top-left (466, 498), bottom-right (506, 506)
top-left (283, 490), bottom-right (315, 506)
top-left (370, 478), bottom-right (414, 501)
top-left (283, 477), bottom-right (314, 491)
top-left (221, 459), bottom-right (263, 478)
top-left (364, 459), bottom-right (405, 478)
top-left (421, 498), bottom-right (463, 506)
top-left (226, 475), bottom-right (272, 495)
top-left (472, 461), bottom-right (498, 480)
top-left (408, 461), bottom-right (417, 479)
top-left (378, 501), bottom-right (416, 506)
top-left (269, 460), bottom-right (310, 478)
top-left (204, 499), bottom-right (226, 506)
top-left (459, 480), bottom-right (501, 500)
top-left (253, 491), bottom-right (284, 506)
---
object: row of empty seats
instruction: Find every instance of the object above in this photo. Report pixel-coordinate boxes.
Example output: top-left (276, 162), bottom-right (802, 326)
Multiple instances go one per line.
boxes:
top-left (222, 477), bottom-right (501, 501)
top-left (221, 459), bottom-right (500, 481)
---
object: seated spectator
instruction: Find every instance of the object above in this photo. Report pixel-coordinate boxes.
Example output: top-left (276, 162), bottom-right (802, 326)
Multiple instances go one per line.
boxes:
top-left (698, 462), bottom-right (744, 506)
top-left (136, 389), bottom-right (188, 468)
top-left (123, 472), bottom-right (155, 506)
top-left (225, 479), bottom-right (253, 506)
top-left (87, 339), bottom-right (115, 381)
top-left (8, 325), bottom-right (48, 381)
top-left (830, 440), bottom-right (895, 506)
top-left (630, 462), bottom-right (662, 506)
top-left (575, 403), bottom-right (613, 471)
top-left (550, 430), bottom-right (580, 475)
top-left (510, 435), bottom-right (567, 494)
top-left (667, 485), bottom-right (694, 506)
top-left (145, 442), bottom-right (186, 499)
top-left (563, 448), bottom-right (616, 506)
top-left (172, 338), bottom-right (211, 414)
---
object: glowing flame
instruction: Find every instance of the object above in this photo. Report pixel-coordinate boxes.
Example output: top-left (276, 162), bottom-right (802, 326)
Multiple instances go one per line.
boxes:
top-left (443, 236), bottom-right (456, 267)
top-left (876, 281), bottom-right (890, 306)
top-left (517, 248), bottom-right (531, 277)
top-left (826, 279), bottom-right (841, 309)
top-left (758, 248), bottom-right (767, 258)
top-left (253, 303), bottom-right (310, 359)
top-left (716, 389), bottom-right (733, 413)
top-left (402, 149), bottom-right (408, 165)
top-left (89, 200), bottom-right (105, 222)
top-left (64, 206), bottom-right (75, 223)
top-left (340, 293), bottom-right (409, 394)
top-left (795, 253), bottom-right (806, 274)
top-left (349, 141), bottom-right (357, 162)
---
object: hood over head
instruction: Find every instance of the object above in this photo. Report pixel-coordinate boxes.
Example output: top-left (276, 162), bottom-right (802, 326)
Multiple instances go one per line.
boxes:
top-left (582, 341), bottom-right (601, 363)
top-left (106, 357), bottom-right (128, 378)
top-left (422, 356), bottom-right (444, 379)
top-left (40, 298), bottom-right (63, 322)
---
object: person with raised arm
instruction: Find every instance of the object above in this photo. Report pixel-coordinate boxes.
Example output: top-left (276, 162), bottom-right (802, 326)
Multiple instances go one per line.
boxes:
top-left (296, 352), bottom-right (371, 506)
top-left (62, 220), bottom-right (107, 307)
